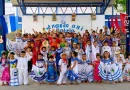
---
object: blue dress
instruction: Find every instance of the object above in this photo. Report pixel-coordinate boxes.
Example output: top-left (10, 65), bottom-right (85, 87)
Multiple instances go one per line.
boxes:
top-left (98, 58), bottom-right (122, 81)
top-left (66, 58), bottom-right (80, 82)
top-left (56, 48), bottom-right (63, 70)
top-left (46, 61), bottom-right (58, 82)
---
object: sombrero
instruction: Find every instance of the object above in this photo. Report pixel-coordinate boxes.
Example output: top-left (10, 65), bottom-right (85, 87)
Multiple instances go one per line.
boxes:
top-left (60, 52), bottom-right (68, 58)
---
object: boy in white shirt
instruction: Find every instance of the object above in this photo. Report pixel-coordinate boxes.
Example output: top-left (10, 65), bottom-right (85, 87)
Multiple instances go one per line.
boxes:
top-left (16, 51), bottom-right (31, 85)
top-left (57, 53), bottom-right (68, 85)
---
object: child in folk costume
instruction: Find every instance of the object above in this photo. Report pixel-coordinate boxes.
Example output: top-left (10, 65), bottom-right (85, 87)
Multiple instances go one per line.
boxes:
top-left (63, 43), bottom-right (71, 67)
top-left (40, 47), bottom-right (48, 63)
top-left (26, 47), bottom-right (33, 73)
top-left (123, 54), bottom-right (130, 81)
top-left (85, 40), bottom-right (92, 61)
top-left (57, 53), bottom-right (68, 85)
top-left (91, 41), bottom-right (100, 62)
top-left (65, 33), bottom-right (72, 45)
top-left (72, 43), bottom-right (77, 52)
top-left (46, 56), bottom-right (58, 84)
top-left (8, 52), bottom-right (19, 86)
top-left (30, 54), bottom-right (46, 85)
top-left (16, 51), bottom-right (31, 85)
top-left (66, 51), bottom-right (79, 84)
top-left (98, 51), bottom-right (122, 84)
top-left (111, 41), bottom-right (121, 58)
top-left (75, 43), bottom-right (84, 60)
top-left (78, 53), bottom-right (94, 82)
top-left (15, 33), bottom-right (25, 54)
top-left (93, 53), bottom-right (102, 83)
top-left (0, 51), bottom-right (10, 86)
top-left (115, 53), bottom-right (123, 83)
top-left (56, 44), bottom-right (63, 72)
top-left (101, 41), bottom-right (112, 56)
top-left (48, 46), bottom-right (56, 58)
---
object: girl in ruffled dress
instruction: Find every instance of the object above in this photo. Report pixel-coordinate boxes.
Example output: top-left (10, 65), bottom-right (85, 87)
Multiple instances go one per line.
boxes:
top-left (0, 51), bottom-right (10, 86)
top-left (46, 56), bottom-right (58, 84)
top-left (123, 54), bottom-right (130, 81)
top-left (98, 51), bottom-right (122, 84)
top-left (66, 51), bottom-right (79, 84)
top-left (30, 53), bottom-right (46, 85)
top-left (78, 53), bottom-right (94, 82)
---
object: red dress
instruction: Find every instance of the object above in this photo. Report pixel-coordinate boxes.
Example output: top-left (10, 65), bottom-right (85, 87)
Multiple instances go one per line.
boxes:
top-left (93, 60), bottom-right (102, 81)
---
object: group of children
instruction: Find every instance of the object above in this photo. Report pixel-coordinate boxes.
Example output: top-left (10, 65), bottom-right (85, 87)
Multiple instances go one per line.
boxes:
top-left (0, 27), bottom-right (130, 86)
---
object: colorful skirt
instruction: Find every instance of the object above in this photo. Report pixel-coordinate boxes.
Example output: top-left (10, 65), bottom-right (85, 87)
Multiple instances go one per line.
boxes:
top-left (46, 67), bottom-right (58, 82)
top-left (1, 67), bottom-right (10, 82)
top-left (30, 66), bottom-right (46, 82)
top-left (123, 64), bottom-right (130, 77)
top-left (78, 64), bottom-right (93, 82)
top-left (10, 68), bottom-right (19, 86)
top-left (66, 70), bottom-right (79, 82)
top-left (98, 63), bottom-right (122, 81)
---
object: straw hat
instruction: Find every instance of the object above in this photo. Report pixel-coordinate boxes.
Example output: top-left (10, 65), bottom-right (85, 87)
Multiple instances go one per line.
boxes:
top-left (60, 52), bottom-right (68, 58)
top-left (115, 51), bottom-right (120, 55)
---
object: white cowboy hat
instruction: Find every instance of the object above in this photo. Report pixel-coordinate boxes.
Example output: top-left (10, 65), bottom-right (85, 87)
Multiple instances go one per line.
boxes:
top-left (60, 52), bottom-right (68, 58)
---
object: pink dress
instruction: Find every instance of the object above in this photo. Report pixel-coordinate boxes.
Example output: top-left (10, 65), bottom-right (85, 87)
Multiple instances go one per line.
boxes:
top-left (93, 60), bottom-right (102, 81)
top-left (0, 58), bottom-right (10, 82)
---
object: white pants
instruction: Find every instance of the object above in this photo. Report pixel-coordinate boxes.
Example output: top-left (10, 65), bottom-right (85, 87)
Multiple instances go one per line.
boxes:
top-left (18, 69), bottom-right (28, 85)
top-left (57, 68), bottom-right (67, 84)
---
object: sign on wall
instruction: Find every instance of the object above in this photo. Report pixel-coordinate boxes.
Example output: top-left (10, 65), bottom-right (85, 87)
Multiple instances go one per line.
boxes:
top-left (46, 23), bottom-right (84, 33)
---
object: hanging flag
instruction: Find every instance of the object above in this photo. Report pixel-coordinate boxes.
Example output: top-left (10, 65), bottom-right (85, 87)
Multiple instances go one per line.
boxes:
top-left (114, 14), bottom-right (120, 32)
top-left (120, 13), bottom-right (128, 34)
top-left (110, 16), bottom-right (115, 33)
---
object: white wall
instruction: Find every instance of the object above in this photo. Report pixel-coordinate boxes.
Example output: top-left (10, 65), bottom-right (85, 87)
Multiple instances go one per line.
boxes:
top-left (22, 15), bottom-right (105, 34)
top-left (5, 3), bottom-right (16, 15)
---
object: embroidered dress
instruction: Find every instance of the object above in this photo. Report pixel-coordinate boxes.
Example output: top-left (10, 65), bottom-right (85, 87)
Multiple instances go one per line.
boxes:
top-left (9, 59), bottom-right (19, 86)
top-left (0, 58), bottom-right (10, 83)
top-left (46, 61), bottom-right (58, 82)
top-left (98, 58), bottom-right (122, 81)
top-left (78, 60), bottom-right (93, 82)
top-left (66, 58), bottom-right (79, 82)
top-left (30, 59), bottom-right (46, 82)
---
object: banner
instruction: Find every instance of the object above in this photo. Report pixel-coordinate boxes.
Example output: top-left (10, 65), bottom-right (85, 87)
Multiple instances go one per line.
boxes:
top-left (114, 15), bottom-right (120, 32)
top-left (120, 13), bottom-right (128, 34)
